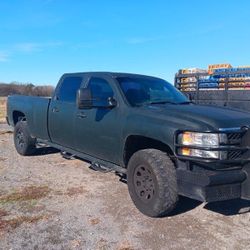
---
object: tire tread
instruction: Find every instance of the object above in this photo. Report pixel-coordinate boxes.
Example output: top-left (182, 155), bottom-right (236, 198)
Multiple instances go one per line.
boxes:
top-left (14, 121), bottom-right (36, 156)
top-left (127, 148), bottom-right (178, 217)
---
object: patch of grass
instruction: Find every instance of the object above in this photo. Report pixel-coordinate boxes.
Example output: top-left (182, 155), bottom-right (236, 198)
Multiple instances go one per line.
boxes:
top-left (118, 241), bottom-right (134, 250)
top-left (89, 218), bottom-right (100, 225)
top-left (0, 214), bottom-right (49, 230)
top-left (0, 186), bottom-right (50, 204)
top-left (55, 186), bottom-right (86, 197)
top-left (0, 209), bottom-right (8, 218)
top-left (18, 199), bottom-right (39, 213)
top-left (66, 186), bottom-right (86, 197)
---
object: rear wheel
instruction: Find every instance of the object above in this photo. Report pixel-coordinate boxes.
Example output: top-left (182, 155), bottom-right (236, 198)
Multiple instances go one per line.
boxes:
top-left (14, 120), bottom-right (36, 156)
top-left (127, 149), bottom-right (178, 217)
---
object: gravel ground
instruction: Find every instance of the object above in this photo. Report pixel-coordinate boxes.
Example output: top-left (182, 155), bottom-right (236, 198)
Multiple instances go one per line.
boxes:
top-left (0, 123), bottom-right (250, 250)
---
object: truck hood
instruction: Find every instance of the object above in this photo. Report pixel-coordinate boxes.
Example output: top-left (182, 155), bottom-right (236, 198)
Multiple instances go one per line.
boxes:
top-left (142, 104), bottom-right (250, 131)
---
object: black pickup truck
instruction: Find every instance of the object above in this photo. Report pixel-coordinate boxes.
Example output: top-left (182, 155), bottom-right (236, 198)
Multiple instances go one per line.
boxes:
top-left (7, 72), bottom-right (250, 217)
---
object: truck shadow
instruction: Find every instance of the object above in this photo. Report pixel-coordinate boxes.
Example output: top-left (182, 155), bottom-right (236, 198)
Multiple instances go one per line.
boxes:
top-left (169, 196), bottom-right (250, 217)
top-left (168, 196), bottom-right (202, 216)
top-left (116, 175), bottom-right (250, 217)
top-left (32, 147), bottom-right (60, 156)
top-left (204, 199), bottom-right (250, 216)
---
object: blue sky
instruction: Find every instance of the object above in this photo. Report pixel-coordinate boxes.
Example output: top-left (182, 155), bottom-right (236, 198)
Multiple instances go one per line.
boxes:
top-left (1, 0), bottom-right (250, 86)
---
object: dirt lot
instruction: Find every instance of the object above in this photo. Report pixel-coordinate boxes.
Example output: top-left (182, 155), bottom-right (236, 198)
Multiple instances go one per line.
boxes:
top-left (0, 97), bottom-right (7, 123)
top-left (0, 123), bottom-right (250, 250)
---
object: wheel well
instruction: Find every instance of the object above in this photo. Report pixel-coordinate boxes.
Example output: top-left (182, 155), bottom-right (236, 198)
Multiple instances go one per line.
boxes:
top-left (13, 111), bottom-right (25, 125)
top-left (123, 135), bottom-right (174, 166)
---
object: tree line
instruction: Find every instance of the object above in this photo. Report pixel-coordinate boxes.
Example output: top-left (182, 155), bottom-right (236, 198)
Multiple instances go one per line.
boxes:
top-left (0, 82), bottom-right (54, 97)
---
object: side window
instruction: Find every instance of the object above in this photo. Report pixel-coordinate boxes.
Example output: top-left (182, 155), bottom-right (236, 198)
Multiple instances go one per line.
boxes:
top-left (57, 76), bottom-right (82, 102)
top-left (88, 77), bottom-right (114, 101)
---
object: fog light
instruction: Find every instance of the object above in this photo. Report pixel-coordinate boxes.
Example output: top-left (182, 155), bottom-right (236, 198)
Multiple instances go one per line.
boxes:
top-left (179, 148), bottom-right (226, 160)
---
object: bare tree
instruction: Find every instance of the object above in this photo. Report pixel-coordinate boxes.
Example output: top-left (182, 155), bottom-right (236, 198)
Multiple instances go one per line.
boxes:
top-left (0, 82), bottom-right (54, 97)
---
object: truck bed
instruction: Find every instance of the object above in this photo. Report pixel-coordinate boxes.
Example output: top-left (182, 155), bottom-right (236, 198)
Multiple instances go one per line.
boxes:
top-left (7, 95), bottom-right (51, 140)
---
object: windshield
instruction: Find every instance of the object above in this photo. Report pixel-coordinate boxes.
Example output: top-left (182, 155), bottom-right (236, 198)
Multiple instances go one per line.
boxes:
top-left (117, 77), bottom-right (189, 107)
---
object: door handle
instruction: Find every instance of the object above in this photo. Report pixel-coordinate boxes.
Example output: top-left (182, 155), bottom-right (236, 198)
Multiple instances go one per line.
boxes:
top-left (52, 107), bottom-right (59, 113)
top-left (77, 112), bottom-right (87, 119)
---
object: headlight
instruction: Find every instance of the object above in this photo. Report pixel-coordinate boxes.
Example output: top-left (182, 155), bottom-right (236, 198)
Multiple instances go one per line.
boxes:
top-left (177, 132), bottom-right (228, 159)
top-left (178, 132), bottom-right (227, 147)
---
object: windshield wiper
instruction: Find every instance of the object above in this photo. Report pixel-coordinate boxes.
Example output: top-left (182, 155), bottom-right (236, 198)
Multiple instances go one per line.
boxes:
top-left (177, 101), bottom-right (193, 105)
top-left (141, 100), bottom-right (193, 106)
top-left (147, 101), bottom-right (177, 105)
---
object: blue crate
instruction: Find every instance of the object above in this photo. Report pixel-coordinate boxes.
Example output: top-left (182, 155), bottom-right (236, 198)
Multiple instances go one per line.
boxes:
top-left (214, 67), bottom-right (250, 75)
top-left (214, 68), bottom-right (227, 73)
top-left (213, 73), bottom-right (250, 78)
top-left (199, 77), bottom-right (219, 83)
top-left (199, 82), bottom-right (219, 88)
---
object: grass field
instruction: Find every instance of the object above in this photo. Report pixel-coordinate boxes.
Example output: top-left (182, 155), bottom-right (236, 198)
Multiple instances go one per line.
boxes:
top-left (0, 97), bottom-right (7, 123)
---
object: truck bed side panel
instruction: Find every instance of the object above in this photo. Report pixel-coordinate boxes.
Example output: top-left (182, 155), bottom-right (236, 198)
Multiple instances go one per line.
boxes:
top-left (7, 95), bottom-right (51, 140)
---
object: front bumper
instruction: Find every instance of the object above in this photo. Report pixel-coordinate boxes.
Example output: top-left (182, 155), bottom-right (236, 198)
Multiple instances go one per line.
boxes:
top-left (177, 164), bottom-right (250, 202)
top-left (175, 126), bottom-right (250, 202)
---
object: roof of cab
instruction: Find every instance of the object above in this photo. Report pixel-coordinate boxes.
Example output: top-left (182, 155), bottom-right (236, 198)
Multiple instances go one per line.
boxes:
top-left (62, 72), bottom-right (163, 80)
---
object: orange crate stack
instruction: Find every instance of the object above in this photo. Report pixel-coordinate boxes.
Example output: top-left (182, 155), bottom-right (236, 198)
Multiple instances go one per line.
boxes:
top-left (181, 68), bottom-right (207, 74)
top-left (208, 63), bottom-right (232, 75)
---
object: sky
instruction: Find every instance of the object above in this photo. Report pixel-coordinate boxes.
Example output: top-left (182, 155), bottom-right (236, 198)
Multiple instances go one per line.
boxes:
top-left (1, 0), bottom-right (250, 86)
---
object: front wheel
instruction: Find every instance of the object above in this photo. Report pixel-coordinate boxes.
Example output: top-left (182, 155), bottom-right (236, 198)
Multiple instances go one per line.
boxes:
top-left (14, 120), bottom-right (36, 156)
top-left (127, 149), bottom-right (178, 217)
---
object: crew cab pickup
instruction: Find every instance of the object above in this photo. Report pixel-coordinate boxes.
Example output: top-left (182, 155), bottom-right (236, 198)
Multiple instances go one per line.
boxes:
top-left (7, 72), bottom-right (250, 217)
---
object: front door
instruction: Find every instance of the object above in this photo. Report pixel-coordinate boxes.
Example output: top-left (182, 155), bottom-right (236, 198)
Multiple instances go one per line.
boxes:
top-left (75, 76), bottom-right (122, 164)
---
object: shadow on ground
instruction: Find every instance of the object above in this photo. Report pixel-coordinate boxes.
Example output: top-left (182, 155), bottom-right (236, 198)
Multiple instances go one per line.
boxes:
top-left (32, 147), bottom-right (60, 156)
top-left (169, 196), bottom-right (250, 217)
top-left (169, 196), bottom-right (202, 216)
top-left (204, 199), bottom-right (250, 216)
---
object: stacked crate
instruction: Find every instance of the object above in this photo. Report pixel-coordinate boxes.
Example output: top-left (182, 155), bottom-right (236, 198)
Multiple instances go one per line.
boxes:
top-left (208, 63), bottom-right (232, 75)
top-left (175, 64), bottom-right (250, 91)
top-left (213, 65), bottom-right (250, 90)
top-left (199, 76), bottom-right (219, 90)
top-left (175, 68), bottom-right (207, 92)
top-left (178, 68), bottom-right (207, 74)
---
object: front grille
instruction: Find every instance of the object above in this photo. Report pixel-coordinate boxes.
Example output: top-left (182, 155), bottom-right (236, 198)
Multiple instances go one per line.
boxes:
top-left (227, 150), bottom-right (244, 160)
top-left (225, 131), bottom-right (249, 161)
top-left (227, 132), bottom-right (243, 145)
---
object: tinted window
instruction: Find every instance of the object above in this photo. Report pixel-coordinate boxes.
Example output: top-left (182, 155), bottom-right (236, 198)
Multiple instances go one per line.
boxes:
top-left (118, 77), bottom-right (188, 106)
top-left (57, 76), bottom-right (82, 102)
top-left (88, 78), bottom-right (114, 102)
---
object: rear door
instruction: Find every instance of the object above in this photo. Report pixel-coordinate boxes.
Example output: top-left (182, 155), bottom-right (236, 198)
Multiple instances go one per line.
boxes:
top-left (48, 75), bottom-right (84, 148)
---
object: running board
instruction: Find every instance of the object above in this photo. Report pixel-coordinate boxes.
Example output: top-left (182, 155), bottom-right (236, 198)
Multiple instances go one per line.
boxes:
top-left (37, 139), bottom-right (127, 175)
top-left (90, 162), bottom-right (120, 173)
top-left (61, 151), bottom-right (75, 160)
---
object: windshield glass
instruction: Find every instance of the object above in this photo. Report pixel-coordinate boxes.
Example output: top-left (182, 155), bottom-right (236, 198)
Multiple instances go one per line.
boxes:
top-left (117, 77), bottom-right (189, 106)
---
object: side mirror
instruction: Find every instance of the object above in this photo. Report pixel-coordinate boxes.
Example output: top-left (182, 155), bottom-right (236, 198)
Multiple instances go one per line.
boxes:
top-left (77, 88), bottom-right (93, 109)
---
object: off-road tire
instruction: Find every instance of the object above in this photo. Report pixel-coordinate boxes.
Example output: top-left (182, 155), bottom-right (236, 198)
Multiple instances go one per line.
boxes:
top-left (14, 120), bottom-right (36, 156)
top-left (127, 149), bottom-right (178, 217)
